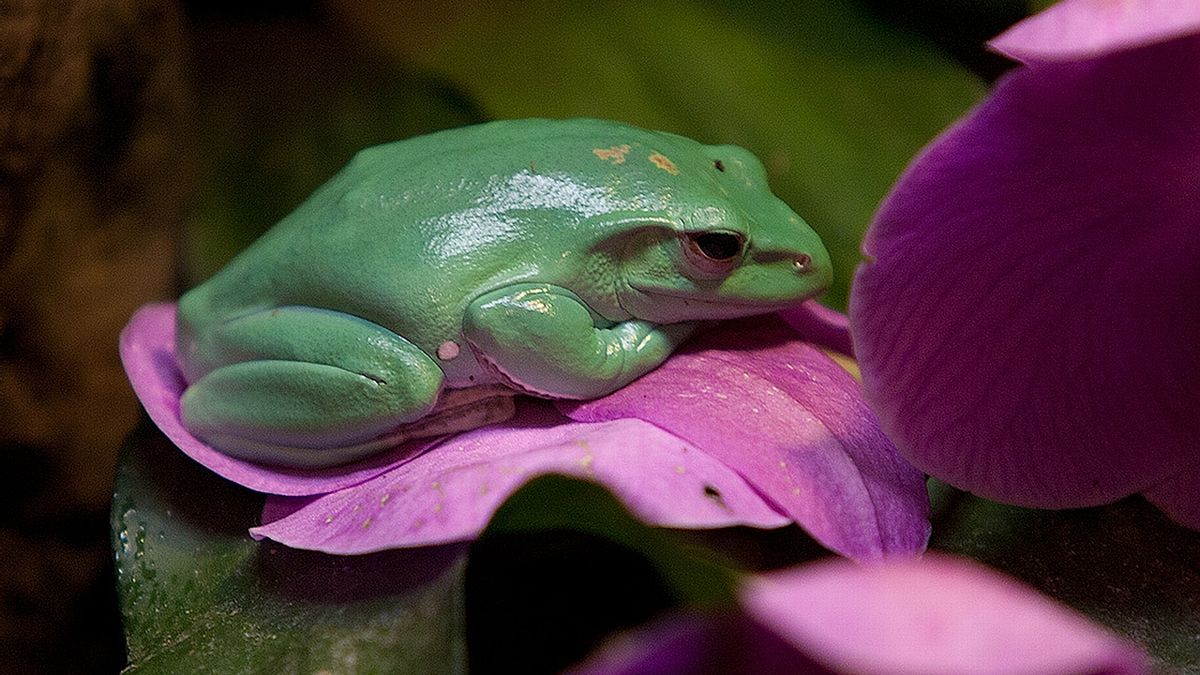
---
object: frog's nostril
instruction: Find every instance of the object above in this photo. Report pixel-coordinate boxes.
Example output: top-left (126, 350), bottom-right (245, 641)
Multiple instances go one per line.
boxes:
top-left (793, 253), bottom-right (813, 275)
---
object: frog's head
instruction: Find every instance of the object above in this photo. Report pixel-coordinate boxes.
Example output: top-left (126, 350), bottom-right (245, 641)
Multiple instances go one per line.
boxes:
top-left (605, 142), bottom-right (832, 324)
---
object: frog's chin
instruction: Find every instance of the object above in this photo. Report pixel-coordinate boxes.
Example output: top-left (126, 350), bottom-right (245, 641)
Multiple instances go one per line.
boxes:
top-left (622, 284), bottom-right (816, 322)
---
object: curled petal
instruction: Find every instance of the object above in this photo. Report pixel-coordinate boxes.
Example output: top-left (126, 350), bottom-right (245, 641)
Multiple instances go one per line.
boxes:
top-left (119, 304), bottom-right (439, 496)
top-left (742, 555), bottom-right (1149, 675)
top-left (562, 317), bottom-right (929, 561)
top-left (251, 401), bottom-right (789, 553)
top-left (992, 0), bottom-right (1200, 62)
top-left (851, 33), bottom-right (1200, 508)
top-left (778, 300), bottom-right (854, 357)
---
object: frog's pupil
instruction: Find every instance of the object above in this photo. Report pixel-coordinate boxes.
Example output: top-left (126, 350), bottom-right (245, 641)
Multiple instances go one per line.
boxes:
top-left (693, 232), bottom-right (743, 260)
top-left (713, 160), bottom-right (725, 172)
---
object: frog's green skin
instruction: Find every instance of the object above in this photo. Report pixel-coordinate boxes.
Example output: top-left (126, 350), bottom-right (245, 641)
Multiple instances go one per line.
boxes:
top-left (177, 118), bottom-right (831, 467)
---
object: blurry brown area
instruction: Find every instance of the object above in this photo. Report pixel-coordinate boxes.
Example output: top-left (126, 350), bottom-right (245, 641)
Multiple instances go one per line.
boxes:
top-left (0, 0), bottom-right (193, 671)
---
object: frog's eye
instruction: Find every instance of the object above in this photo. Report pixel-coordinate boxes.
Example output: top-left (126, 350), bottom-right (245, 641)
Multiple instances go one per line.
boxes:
top-left (682, 230), bottom-right (745, 276)
top-left (713, 160), bottom-right (726, 172)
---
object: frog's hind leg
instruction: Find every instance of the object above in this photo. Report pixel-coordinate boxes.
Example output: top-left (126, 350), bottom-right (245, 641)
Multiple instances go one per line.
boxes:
top-left (178, 306), bottom-right (445, 468)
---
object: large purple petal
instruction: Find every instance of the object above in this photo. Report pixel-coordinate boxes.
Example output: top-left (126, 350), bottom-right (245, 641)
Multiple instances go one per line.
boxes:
top-left (742, 555), bottom-right (1149, 675)
top-left (991, 0), bottom-right (1200, 62)
top-left (850, 32), bottom-right (1200, 509)
top-left (561, 317), bottom-right (929, 561)
top-left (250, 400), bottom-right (790, 553)
top-left (119, 304), bottom-right (441, 496)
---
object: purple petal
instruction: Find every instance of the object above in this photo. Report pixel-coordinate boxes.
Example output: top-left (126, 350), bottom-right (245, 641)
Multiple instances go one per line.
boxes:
top-left (991, 0), bottom-right (1200, 63)
top-left (250, 400), bottom-right (790, 553)
top-left (777, 300), bottom-right (854, 357)
top-left (119, 304), bottom-right (440, 496)
top-left (567, 612), bottom-right (736, 675)
top-left (561, 317), bottom-right (929, 561)
top-left (1142, 464), bottom-right (1200, 530)
top-left (568, 611), bottom-right (826, 675)
top-left (851, 35), bottom-right (1200, 508)
top-left (742, 555), bottom-right (1150, 675)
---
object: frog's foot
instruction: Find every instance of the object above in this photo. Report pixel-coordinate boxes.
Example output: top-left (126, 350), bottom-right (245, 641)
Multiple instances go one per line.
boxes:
top-left (464, 283), bottom-right (697, 399)
top-left (471, 349), bottom-right (558, 398)
top-left (383, 385), bottom-right (517, 442)
top-left (178, 306), bottom-right (446, 468)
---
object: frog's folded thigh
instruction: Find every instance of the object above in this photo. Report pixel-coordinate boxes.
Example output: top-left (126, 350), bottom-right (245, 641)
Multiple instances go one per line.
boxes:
top-left (179, 305), bottom-right (444, 465)
top-left (195, 305), bottom-right (431, 381)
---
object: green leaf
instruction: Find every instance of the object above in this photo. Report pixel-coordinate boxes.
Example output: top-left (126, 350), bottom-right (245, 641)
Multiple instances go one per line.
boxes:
top-left (393, 0), bottom-right (983, 308)
top-left (111, 422), bottom-right (469, 673)
top-left (929, 482), bottom-right (1200, 672)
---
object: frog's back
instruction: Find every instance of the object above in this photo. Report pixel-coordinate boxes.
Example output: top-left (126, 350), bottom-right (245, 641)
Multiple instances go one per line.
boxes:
top-left (180, 119), bottom-right (716, 349)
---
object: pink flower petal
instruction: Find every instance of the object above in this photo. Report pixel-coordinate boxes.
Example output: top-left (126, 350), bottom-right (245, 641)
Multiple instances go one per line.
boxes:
top-left (991, 0), bottom-right (1200, 63)
top-left (119, 304), bottom-right (440, 496)
top-left (742, 555), bottom-right (1149, 675)
top-left (250, 400), bottom-right (790, 553)
top-left (561, 317), bottom-right (929, 561)
top-left (851, 33), bottom-right (1200, 509)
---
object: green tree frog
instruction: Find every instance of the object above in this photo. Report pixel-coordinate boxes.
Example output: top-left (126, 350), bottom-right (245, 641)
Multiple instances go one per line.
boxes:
top-left (177, 119), bottom-right (832, 467)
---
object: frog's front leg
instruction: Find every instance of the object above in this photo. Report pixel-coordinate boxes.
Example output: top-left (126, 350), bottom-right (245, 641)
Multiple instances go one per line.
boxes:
top-left (179, 306), bottom-right (444, 467)
top-left (463, 283), bottom-right (697, 399)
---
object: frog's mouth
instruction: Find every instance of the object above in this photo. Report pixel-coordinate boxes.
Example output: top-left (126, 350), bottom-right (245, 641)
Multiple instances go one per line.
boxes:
top-left (629, 284), bottom-right (814, 310)
top-left (623, 280), bottom-right (824, 322)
